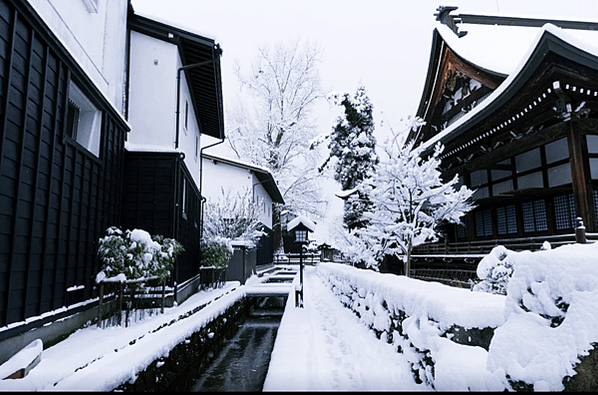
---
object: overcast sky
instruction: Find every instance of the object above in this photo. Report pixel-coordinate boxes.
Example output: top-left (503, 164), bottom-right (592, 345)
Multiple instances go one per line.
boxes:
top-left (131, 0), bottom-right (598, 145)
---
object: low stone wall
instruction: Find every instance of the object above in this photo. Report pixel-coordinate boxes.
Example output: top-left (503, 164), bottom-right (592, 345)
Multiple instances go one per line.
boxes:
top-left (315, 262), bottom-right (505, 389)
top-left (316, 262), bottom-right (598, 391)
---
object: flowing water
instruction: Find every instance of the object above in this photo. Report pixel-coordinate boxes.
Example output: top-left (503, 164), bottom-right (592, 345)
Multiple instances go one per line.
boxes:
top-left (172, 294), bottom-right (286, 392)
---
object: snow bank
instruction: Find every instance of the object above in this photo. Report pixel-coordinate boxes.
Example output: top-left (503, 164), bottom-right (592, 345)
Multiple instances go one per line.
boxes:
top-left (315, 263), bottom-right (508, 391)
top-left (317, 241), bottom-right (598, 391)
top-left (487, 242), bottom-right (598, 391)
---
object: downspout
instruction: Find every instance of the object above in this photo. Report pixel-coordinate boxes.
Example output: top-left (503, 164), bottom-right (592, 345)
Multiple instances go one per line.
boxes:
top-left (175, 58), bottom-right (219, 149)
top-left (199, 138), bottom-right (225, 241)
top-left (173, 45), bottom-right (223, 292)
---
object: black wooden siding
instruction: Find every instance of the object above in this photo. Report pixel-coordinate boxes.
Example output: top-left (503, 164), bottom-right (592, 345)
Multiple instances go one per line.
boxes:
top-left (256, 227), bottom-right (273, 266)
top-left (121, 151), bottom-right (201, 285)
top-left (0, 0), bottom-right (128, 328)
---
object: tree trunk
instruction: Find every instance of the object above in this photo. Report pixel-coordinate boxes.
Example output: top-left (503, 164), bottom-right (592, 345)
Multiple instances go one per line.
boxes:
top-left (406, 238), bottom-right (412, 277)
top-left (272, 203), bottom-right (283, 252)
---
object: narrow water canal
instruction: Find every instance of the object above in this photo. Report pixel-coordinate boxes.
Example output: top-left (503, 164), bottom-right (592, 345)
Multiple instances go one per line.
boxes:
top-left (170, 294), bottom-right (286, 392)
top-left (190, 315), bottom-right (281, 391)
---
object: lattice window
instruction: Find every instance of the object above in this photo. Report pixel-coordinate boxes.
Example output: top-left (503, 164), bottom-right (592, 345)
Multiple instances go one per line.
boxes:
top-left (457, 223), bottom-right (467, 239)
top-left (594, 189), bottom-right (598, 217)
top-left (475, 209), bottom-right (493, 237)
top-left (554, 193), bottom-right (576, 230)
top-left (522, 199), bottom-right (548, 233)
top-left (497, 205), bottom-right (517, 235)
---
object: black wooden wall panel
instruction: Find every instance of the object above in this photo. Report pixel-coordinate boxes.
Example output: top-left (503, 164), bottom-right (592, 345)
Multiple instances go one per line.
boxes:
top-left (121, 152), bottom-right (201, 285)
top-left (0, 0), bottom-right (128, 329)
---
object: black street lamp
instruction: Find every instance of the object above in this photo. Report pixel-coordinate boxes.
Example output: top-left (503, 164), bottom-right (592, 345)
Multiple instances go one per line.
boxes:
top-left (288, 216), bottom-right (314, 308)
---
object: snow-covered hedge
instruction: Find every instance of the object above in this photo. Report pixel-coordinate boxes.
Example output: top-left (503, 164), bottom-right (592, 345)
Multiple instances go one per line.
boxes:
top-left (317, 241), bottom-right (598, 391)
top-left (316, 262), bottom-right (507, 391)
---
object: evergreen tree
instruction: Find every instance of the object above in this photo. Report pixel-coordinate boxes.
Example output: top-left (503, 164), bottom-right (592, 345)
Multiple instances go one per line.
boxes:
top-left (322, 85), bottom-right (379, 231)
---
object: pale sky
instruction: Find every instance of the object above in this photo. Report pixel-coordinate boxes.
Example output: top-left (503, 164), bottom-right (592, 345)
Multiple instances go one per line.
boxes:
top-left (131, 0), bottom-right (598, 144)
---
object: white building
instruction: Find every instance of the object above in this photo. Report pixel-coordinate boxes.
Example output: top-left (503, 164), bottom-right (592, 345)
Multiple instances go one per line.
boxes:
top-left (201, 152), bottom-right (284, 231)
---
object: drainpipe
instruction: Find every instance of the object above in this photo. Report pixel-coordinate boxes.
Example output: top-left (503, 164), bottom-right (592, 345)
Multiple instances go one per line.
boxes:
top-left (175, 58), bottom-right (219, 149)
top-left (199, 138), bottom-right (225, 241)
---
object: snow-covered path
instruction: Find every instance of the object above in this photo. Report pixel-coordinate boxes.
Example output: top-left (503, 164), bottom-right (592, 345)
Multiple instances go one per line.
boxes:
top-left (263, 266), bottom-right (427, 391)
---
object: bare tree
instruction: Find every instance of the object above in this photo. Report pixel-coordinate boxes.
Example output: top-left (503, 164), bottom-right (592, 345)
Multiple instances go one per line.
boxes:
top-left (226, 38), bottom-right (327, 250)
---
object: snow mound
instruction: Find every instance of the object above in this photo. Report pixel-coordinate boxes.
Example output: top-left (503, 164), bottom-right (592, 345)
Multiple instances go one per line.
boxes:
top-left (487, 241), bottom-right (598, 391)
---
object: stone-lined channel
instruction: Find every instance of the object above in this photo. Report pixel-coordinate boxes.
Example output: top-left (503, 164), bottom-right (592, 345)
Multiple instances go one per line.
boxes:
top-left (114, 269), bottom-right (293, 392)
top-left (183, 294), bottom-right (286, 391)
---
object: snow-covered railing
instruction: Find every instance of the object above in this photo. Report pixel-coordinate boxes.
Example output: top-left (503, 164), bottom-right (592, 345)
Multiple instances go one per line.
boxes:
top-left (413, 232), bottom-right (598, 255)
top-left (97, 276), bottom-right (167, 328)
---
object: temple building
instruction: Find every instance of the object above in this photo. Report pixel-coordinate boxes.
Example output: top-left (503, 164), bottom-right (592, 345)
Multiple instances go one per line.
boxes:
top-left (410, 6), bottom-right (598, 252)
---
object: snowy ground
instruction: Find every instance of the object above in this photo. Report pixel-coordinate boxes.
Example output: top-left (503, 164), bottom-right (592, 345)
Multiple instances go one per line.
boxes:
top-left (263, 266), bottom-right (425, 391)
top-left (1, 240), bottom-right (598, 391)
top-left (0, 264), bottom-right (423, 391)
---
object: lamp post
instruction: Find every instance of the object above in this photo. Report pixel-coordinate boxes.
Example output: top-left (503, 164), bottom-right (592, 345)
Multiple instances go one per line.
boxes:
top-left (287, 215), bottom-right (314, 308)
top-left (294, 228), bottom-right (308, 308)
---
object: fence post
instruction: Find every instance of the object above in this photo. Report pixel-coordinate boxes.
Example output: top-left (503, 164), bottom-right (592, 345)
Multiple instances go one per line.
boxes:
top-left (161, 279), bottom-right (166, 314)
top-left (97, 282), bottom-right (104, 328)
top-left (576, 217), bottom-right (587, 244)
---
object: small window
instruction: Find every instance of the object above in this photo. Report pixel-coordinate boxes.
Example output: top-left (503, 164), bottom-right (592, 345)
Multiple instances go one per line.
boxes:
top-left (67, 82), bottom-right (102, 157)
top-left (496, 205), bottom-right (517, 235)
top-left (475, 209), bottom-right (493, 237)
top-left (547, 163), bottom-right (572, 187)
top-left (522, 199), bottom-right (548, 233)
top-left (587, 135), bottom-right (598, 154)
top-left (493, 179), bottom-right (513, 195)
top-left (517, 171), bottom-right (543, 189)
top-left (590, 158), bottom-right (598, 180)
top-left (554, 193), bottom-right (576, 230)
top-left (195, 135), bottom-right (199, 159)
top-left (456, 223), bottom-right (467, 239)
top-left (470, 170), bottom-right (488, 187)
top-left (472, 186), bottom-right (489, 200)
top-left (491, 169), bottom-right (511, 181)
top-left (185, 101), bottom-right (189, 131)
top-left (515, 148), bottom-right (541, 173)
top-left (545, 137), bottom-right (569, 164)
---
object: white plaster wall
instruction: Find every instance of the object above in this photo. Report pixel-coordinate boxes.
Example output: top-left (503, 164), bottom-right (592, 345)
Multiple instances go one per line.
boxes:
top-left (28, 0), bottom-right (128, 115)
top-left (128, 31), bottom-right (202, 188)
top-left (202, 158), bottom-right (274, 228)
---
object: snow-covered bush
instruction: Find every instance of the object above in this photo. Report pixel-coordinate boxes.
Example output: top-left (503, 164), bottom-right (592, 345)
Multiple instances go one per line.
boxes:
top-left (200, 241), bottom-right (233, 268)
top-left (96, 226), bottom-right (184, 284)
top-left (316, 262), bottom-right (508, 391)
top-left (474, 242), bottom-right (552, 295)
top-left (485, 241), bottom-right (598, 391)
top-left (473, 245), bottom-right (515, 295)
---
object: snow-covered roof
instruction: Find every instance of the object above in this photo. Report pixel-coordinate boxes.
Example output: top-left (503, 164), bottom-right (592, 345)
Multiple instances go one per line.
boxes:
top-left (436, 19), bottom-right (598, 76)
top-left (202, 152), bottom-right (285, 204)
top-left (287, 215), bottom-right (316, 233)
top-left (420, 22), bottom-right (598, 154)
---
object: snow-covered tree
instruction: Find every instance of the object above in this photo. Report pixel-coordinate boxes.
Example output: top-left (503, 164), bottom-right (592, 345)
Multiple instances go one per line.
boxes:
top-left (321, 86), bottom-right (378, 190)
top-left (202, 187), bottom-right (265, 250)
top-left (355, 119), bottom-right (475, 274)
top-left (226, 38), bottom-right (327, 249)
top-left (319, 86), bottom-right (379, 231)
